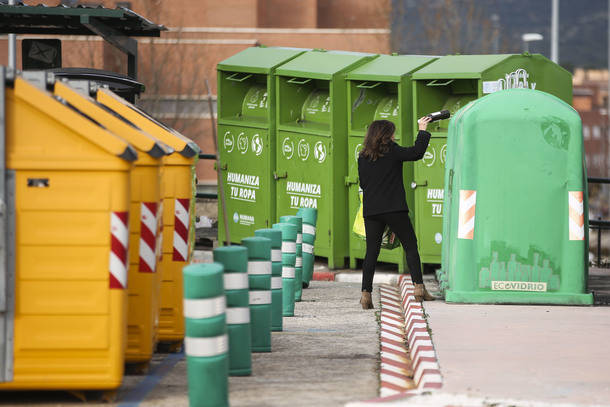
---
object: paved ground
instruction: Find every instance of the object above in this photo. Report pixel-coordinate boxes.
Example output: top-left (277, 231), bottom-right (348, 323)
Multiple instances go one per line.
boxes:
top-left (0, 280), bottom-right (381, 407)
top-left (419, 273), bottom-right (610, 407)
top-left (2, 260), bottom-right (610, 407)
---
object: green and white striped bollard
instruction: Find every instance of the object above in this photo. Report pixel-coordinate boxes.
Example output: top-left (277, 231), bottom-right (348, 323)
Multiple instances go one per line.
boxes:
top-left (254, 228), bottom-right (283, 331)
top-left (280, 215), bottom-right (303, 302)
top-left (273, 222), bottom-right (297, 316)
top-left (183, 262), bottom-right (228, 407)
top-left (241, 236), bottom-right (272, 352)
top-left (213, 245), bottom-right (251, 376)
top-left (297, 208), bottom-right (317, 288)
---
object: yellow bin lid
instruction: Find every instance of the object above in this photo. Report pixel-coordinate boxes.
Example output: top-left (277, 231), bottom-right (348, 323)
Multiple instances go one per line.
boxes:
top-left (11, 77), bottom-right (138, 163)
top-left (95, 88), bottom-right (200, 161)
top-left (53, 81), bottom-right (172, 161)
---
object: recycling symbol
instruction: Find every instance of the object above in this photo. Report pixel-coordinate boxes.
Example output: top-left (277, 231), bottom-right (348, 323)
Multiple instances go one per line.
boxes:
top-left (355, 143), bottom-right (363, 161)
top-left (314, 141), bottom-right (327, 163)
top-left (251, 134), bottom-right (263, 156)
top-left (237, 133), bottom-right (248, 154)
top-left (423, 147), bottom-right (436, 167)
top-left (282, 138), bottom-right (294, 160)
top-left (298, 139), bottom-right (310, 161)
top-left (223, 131), bottom-right (234, 153)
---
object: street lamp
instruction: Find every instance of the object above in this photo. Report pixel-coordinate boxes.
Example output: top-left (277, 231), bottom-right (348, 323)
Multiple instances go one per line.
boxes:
top-left (522, 33), bottom-right (544, 53)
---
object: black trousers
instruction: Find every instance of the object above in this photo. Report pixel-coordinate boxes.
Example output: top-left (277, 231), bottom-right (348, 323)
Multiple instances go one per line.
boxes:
top-left (362, 211), bottom-right (423, 292)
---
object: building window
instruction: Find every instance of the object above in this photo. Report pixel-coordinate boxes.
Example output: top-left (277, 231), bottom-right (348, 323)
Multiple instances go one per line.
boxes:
top-left (593, 125), bottom-right (601, 139)
top-left (583, 126), bottom-right (590, 140)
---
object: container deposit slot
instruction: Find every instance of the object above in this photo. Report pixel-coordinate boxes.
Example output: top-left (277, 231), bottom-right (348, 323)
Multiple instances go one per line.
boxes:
top-left (415, 79), bottom-right (477, 134)
top-left (219, 71), bottom-right (268, 124)
top-left (277, 77), bottom-right (330, 133)
top-left (349, 81), bottom-right (400, 138)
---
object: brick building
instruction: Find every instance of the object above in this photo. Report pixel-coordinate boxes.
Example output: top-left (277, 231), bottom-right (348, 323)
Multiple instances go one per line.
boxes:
top-left (0, 0), bottom-right (391, 182)
top-left (573, 68), bottom-right (609, 179)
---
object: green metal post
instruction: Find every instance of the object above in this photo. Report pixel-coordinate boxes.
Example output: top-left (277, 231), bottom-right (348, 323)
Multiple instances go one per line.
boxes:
top-left (241, 236), bottom-right (272, 352)
top-left (213, 246), bottom-right (252, 376)
top-left (255, 228), bottom-right (283, 331)
top-left (280, 215), bottom-right (303, 301)
top-left (183, 263), bottom-right (228, 407)
top-left (297, 207), bottom-right (318, 286)
top-left (273, 222), bottom-right (297, 316)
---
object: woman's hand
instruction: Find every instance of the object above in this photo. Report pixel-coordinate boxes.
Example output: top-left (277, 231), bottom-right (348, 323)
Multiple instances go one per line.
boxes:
top-left (418, 116), bottom-right (432, 131)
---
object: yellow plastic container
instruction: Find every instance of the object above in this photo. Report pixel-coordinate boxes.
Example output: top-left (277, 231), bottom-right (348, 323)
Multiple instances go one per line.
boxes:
top-left (96, 89), bottom-right (199, 346)
top-left (53, 82), bottom-right (171, 365)
top-left (0, 77), bottom-right (135, 390)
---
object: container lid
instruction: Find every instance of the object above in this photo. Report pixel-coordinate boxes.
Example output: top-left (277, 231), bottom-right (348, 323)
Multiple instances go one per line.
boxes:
top-left (183, 263), bottom-right (225, 299)
top-left (217, 46), bottom-right (308, 74)
top-left (54, 81), bottom-right (171, 158)
top-left (276, 50), bottom-right (377, 80)
top-left (254, 228), bottom-right (282, 248)
top-left (213, 246), bottom-right (248, 273)
top-left (13, 77), bottom-right (137, 162)
top-left (413, 54), bottom-right (515, 79)
top-left (94, 88), bottom-right (200, 158)
top-left (241, 236), bottom-right (272, 260)
top-left (347, 55), bottom-right (437, 82)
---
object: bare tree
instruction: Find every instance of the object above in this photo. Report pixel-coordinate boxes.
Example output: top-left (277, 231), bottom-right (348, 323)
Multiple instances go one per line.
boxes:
top-left (133, 0), bottom-right (211, 135)
top-left (391, 0), bottom-right (500, 55)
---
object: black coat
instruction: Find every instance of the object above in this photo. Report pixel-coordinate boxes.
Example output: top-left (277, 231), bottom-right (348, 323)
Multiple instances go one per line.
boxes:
top-left (357, 130), bottom-right (431, 218)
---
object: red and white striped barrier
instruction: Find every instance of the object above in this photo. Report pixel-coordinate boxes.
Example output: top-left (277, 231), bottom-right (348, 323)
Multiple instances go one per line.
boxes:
top-left (399, 276), bottom-right (442, 390)
top-left (568, 191), bottom-right (584, 241)
top-left (457, 189), bottom-right (476, 240)
top-left (109, 211), bottom-right (129, 289)
top-left (379, 285), bottom-right (414, 397)
top-left (139, 201), bottom-right (158, 273)
top-left (173, 198), bottom-right (190, 262)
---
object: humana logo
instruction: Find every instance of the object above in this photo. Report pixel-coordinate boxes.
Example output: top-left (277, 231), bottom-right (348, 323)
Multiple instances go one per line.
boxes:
top-left (227, 172), bottom-right (259, 187)
top-left (286, 181), bottom-right (321, 196)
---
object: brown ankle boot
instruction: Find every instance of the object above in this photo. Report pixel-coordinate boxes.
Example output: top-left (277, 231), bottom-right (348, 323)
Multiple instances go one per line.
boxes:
top-left (414, 284), bottom-right (435, 302)
top-left (360, 291), bottom-right (374, 309)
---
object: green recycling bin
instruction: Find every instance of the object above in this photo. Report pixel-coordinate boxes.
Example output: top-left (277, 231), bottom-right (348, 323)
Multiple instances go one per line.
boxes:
top-left (410, 53), bottom-right (573, 271)
top-left (217, 46), bottom-right (307, 245)
top-left (275, 50), bottom-right (377, 269)
top-left (346, 54), bottom-right (437, 273)
top-left (440, 88), bottom-right (592, 305)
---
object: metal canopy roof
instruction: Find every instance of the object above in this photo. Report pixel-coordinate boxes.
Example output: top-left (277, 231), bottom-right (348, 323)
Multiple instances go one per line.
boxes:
top-left (0, 2), bottom-right (165, 36)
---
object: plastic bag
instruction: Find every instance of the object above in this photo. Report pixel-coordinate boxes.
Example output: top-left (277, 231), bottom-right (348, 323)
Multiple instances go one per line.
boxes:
top-left (352, 190), bottom-right (400, 250)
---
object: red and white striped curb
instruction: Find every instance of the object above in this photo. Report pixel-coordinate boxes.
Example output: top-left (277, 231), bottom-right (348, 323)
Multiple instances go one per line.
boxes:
top-left (109, 211), bottom-right (129, 289)
top-left (376, 276), bottom-right (442, 401)
top-left (379, 285), bottom-right (414, 397)
top-left (173, 198), bottom-right (190, 262)
top-left (399, 275), bottom-right (442, 390)
top-left (139, 201), bottom-right (158, 273)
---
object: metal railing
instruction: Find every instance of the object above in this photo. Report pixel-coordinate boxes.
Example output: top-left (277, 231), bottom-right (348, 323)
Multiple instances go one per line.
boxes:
top-left (196, 153), bottom-right (218, 199)
top-left (588, 177), bottom-right (610, 265)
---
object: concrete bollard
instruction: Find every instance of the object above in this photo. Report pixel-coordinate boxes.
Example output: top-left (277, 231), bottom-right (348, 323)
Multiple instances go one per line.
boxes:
top-left (241, 236), bottom-right (272, 353)
top-left (296, 208), bottom-right (317, 288)
top-left (213, 245), bottom-right (252, 376)
top-left (254, 229), bottom-right (283, 332)
top-left (273, 222), bottom-right (297, 316)
top-left (280, 215), bottom-right (303, 302)
top-left (183, 262), bottom-right (229, 407)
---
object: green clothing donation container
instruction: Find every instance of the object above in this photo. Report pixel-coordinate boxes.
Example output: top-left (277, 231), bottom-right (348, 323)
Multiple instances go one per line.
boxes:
top-left (346, 54), bottom-right (437, 273)
top-left (410, 53), bottom-right (573, 270)
top-left (217, 47), bottom-right (307, 245)
top-left (441, 88), bottom-right (592, 305)
top-left (275, 50), bottom-right (377, 269)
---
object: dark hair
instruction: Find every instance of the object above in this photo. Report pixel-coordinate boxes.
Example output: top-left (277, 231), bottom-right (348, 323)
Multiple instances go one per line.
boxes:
top-left (359, 120), bottom-right (395, 161)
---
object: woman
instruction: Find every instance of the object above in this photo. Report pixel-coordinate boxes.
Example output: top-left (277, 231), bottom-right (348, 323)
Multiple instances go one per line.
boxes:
top-left (357, 117), bottom-right (435, 309)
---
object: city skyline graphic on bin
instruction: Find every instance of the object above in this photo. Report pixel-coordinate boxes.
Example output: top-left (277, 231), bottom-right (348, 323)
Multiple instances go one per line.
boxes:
top-left (478, 246), bottom-right (560, 292)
